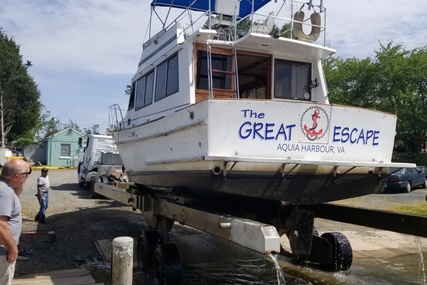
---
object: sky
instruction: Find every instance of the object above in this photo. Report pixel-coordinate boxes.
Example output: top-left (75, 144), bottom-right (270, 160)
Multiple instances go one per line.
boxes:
top-left (1, 0), bottom-right (427, 133)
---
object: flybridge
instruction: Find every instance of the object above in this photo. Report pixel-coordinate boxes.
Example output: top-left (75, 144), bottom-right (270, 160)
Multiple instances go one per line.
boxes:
top-left (144, 0), bottom-right (328, 48)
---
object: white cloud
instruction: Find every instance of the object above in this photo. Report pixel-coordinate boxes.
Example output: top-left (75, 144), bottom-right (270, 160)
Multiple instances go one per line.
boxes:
top-left (2, 0), bottom-right (146, 75)
top-left (327, 0), bottom-right (427, 58)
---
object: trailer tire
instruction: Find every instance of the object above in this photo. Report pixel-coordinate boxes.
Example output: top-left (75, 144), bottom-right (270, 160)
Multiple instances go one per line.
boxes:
top-left (151, 243), bottom-right (181, 285)
top-left (137, 230), bottom-right (162, 273)
top-left (90, 177), bottom-right (102, 199)
top-left (320, 232), bottom-right (353, 271)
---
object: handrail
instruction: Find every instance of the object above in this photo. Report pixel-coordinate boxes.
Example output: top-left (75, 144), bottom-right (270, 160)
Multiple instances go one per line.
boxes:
top-left (109, 104), bottom-right (124, 131)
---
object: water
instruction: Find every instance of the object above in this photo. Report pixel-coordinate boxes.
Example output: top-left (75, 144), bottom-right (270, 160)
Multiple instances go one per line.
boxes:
top-left (137, 248), bottom-right (427, 285)
top-left (136, 225), bottom-right (427, 284)
top-left (268, 253), bottom-right (287, 285)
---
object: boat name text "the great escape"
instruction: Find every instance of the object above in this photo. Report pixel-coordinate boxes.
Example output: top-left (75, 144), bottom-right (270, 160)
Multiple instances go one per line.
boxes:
top-left (238, 109), bottom-right (380, 146)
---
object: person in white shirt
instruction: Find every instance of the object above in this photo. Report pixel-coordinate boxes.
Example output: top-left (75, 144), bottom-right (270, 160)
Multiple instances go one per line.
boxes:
top-left (35, 168), bottom-right (50, 224)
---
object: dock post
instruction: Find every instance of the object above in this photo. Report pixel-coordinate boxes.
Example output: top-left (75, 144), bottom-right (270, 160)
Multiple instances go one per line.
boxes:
top-left (111, 236), bottom-right (133, 285)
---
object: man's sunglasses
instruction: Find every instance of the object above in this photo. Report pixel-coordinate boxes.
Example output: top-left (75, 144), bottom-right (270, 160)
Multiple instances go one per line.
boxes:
top-left (18, 167), bottom-right (32, 176)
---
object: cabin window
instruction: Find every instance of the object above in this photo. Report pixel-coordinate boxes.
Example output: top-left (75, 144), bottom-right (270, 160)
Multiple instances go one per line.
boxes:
top-left (274, 59), bottom-right (311, 101)
top-left (196, 51), bottom-right (232, 90)
top-left (167, 55), bottom-right (179, 96)
top-left (155, 61), bottom-right (168, 101)
top-left (155, 54), bottom-right (179, 102)
top-left (145, 71), bottom-right (154, 106)
top-left (135, 76), bottom-right (146, 110)
top-left (135, 70), bottom-right (154, 111)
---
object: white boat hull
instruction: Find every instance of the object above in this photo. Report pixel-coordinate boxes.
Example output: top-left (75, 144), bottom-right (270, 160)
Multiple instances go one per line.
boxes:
top-left (114, 99), bottom-right (403, 204)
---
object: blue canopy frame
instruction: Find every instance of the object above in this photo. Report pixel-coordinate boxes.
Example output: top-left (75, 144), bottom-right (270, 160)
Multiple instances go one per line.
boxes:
top-left (151, 0), bottom-right (271, 18)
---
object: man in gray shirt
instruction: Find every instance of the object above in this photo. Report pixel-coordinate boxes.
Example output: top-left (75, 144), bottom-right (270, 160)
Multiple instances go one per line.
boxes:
top-left (0, 159), bottom-right (31, 285)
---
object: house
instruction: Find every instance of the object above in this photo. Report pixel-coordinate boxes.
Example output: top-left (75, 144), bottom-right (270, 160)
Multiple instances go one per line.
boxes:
top-left (25, 128), bottom-right (85, 167)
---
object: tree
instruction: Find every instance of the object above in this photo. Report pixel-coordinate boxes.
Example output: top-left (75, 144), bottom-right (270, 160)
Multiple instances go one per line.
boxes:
top-left (324, 41), bottom-right (427, 161)
top-left (0, 28), bottom-right (42, 147)
top-left (323, 57), bottom-right (381, 109)
top-left (33, 108), bottom-right (62, 141)
top-left (374, 43), bottom-right (427, 156)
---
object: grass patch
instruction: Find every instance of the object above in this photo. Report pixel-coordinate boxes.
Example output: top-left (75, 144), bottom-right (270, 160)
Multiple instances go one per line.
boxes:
top-left (384, 202), bottom-right (427, 216)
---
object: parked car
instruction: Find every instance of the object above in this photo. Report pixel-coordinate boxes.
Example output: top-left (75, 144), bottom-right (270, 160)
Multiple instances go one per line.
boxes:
top-left (385, 167), bottom-right (427, 193)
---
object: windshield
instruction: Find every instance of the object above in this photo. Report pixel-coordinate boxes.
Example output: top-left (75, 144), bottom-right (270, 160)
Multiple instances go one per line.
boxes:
top-left (389, 167), bottom-right (405, 174)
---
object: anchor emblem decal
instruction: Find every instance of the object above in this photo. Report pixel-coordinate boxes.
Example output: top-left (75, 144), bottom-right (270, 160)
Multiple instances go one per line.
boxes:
top-left (300, 106), bottom-right (330, 141)
top-left (303, 108), bottom-right (323, 139)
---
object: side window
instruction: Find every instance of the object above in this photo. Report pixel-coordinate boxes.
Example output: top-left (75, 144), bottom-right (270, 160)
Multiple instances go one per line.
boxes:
top-left (135, 77), bottom-right (146, 110)
top-left (134, 70), bottom-right (154, 110)
top-left (134, 53), bottom-right (179, 108)
top-left (154, 54), bottom-right (179, 102)
top-left (274, 59), bottom-right (311, 101)
top-left (145, 71), bottom-right (154, 106)
top-left (167, 55), bottom-right (179, 96)
top-left (155, 61), bottom-right (168, 102)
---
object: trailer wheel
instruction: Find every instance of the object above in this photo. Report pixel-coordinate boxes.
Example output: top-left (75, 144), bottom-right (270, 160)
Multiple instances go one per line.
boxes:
top-left (137, 230), bottom-right (162, 273)
top-left (151, 243), bottom-right (181, 285)
top-left (90, 177), bottom-right (101, 199)
top-left (320, 232), bottom-right (353, 271)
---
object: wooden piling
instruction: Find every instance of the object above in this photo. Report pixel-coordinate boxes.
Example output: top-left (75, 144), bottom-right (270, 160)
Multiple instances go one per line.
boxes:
top-left (111, 236), bottom-right (133, 285)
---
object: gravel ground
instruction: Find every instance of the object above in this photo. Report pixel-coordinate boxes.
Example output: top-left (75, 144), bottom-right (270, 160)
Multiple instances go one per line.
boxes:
top-left (15, 168), bottom-right (146, 282)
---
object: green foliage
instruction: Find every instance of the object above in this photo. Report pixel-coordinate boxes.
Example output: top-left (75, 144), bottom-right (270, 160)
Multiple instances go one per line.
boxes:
top-left (0, 28), bottom-right (42, 146)
top-left (324, 41), bottom-right (427, 157)
top-left (236, 17), bottom-right (251, 32)
top-left (278, 22), bottom-right (294, 39)
top-left (323, 57), bottom-right (379, 109)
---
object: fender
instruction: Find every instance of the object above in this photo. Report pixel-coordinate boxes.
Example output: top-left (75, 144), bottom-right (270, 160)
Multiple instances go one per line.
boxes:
top-left (293, 11), bottom-right (321, 42)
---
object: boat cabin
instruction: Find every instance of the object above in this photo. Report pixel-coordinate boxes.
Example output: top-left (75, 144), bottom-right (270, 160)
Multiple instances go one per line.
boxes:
top-left (117, 0), bottom-right (334, 129)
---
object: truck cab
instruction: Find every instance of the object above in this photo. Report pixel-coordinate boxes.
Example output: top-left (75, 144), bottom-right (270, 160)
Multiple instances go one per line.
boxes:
top-left (77, 134), bottom-right (123, 189)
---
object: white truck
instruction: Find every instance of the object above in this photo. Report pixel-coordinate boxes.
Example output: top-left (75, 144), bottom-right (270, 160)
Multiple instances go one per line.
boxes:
top-left (77, 134), bottom-right (124, 197)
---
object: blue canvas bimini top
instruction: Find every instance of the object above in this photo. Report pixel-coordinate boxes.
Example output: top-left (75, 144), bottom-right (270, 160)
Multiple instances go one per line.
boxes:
top-left (151, 0), bottom-right (271, 18)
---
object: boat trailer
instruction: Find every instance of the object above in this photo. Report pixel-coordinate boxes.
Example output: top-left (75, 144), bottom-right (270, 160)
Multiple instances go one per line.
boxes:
top-left (94, 180), bottom-right (427, 284)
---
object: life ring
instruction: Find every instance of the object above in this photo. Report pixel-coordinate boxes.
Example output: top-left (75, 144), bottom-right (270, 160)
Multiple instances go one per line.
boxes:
top-left (293, 10), bottom-right (321, 42)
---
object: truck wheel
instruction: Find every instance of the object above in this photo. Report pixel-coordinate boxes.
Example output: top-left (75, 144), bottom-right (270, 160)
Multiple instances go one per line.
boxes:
top-left (151, 243), bottom-right (181, 285)
top-left (137, 230), bottom-right (162, 273)
top-left (90, 177), bottom-right (101, 199)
